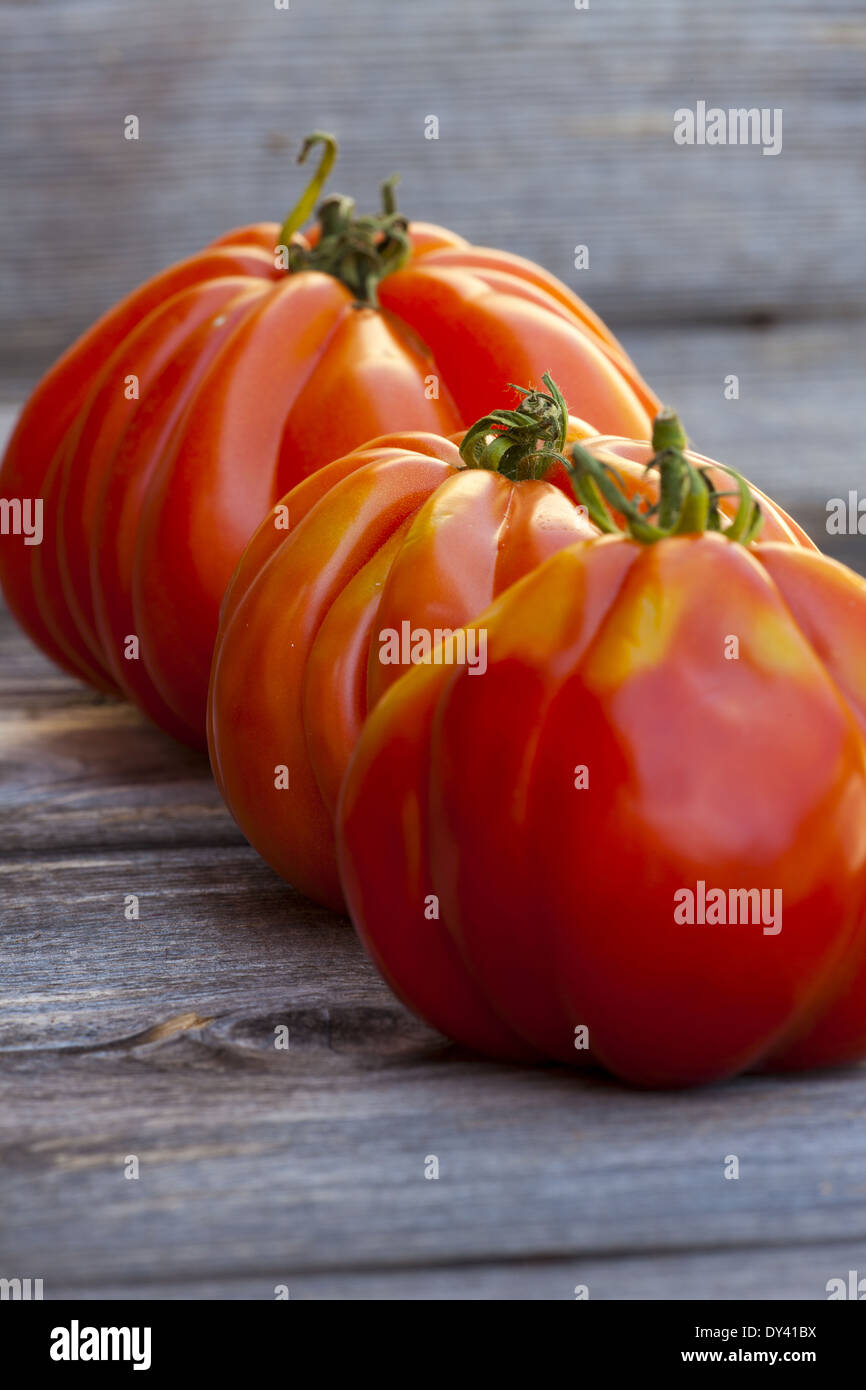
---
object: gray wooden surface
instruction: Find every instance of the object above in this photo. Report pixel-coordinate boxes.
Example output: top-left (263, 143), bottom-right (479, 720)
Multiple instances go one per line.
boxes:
top-left (2, 345), bottom-right (866, 1301)
top-left (1, 0), bottom-right (865, 386)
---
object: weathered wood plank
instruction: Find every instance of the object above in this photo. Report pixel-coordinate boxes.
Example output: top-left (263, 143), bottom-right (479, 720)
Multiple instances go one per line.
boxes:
top-left (0, 845), bottom-right (380, 1050)
top-left (2, 1026), bottom-right (866, 1293)
top-left (2, 0), bottom-right (865, 385)
top-left (0, 689), bottom-right (242, 855)
top-left (623, 319), bottom-right (866, 538)
top-left (40, 1240), bottom-right (866, 1301)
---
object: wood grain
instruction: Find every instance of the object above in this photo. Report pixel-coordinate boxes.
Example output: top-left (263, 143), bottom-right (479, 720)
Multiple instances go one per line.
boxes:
top-left (3, 1008), bottom-right (866, 1298)
top-left (613, 320), bottom-right (866, 515)
top-left (37, 1241), bottom-right (866, 1302)
top-left (37, 1245), bottom-right (866, 1306)
top-left (1, 0), bottom-right (865, 387)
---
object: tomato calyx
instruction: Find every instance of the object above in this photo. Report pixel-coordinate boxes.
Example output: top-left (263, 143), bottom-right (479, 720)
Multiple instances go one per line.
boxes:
top-left (277, 131), bottom-right (411, 306)
top-left (459, 373), bottom-right (573, 480)
top-left (568, 408), bottom-right (764, 544)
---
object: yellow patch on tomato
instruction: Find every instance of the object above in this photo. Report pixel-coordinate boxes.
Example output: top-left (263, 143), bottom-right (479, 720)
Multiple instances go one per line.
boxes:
top-left (743, 605), bottom-right (823, 681)
top-left (581, 573), bottom-right (684, 691)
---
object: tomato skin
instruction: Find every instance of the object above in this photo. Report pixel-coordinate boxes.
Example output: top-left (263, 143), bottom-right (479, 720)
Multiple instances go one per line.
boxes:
top-left (89, 284), bottom-right (268, 737)
top-left (0, 220), bottom-right (659, 746)
top-left (207, 421), bottom-right (599, 909)
top-left (0, 244), bottom-right (275, 683)
top-left (209, 417), bottom-right (812, 914)
top-left (749, 546), bottom-right (866, 1071)
top-left (336, 534), bottom-right (866, 1088)
top-left (41, 279), bottom-right (269, 698)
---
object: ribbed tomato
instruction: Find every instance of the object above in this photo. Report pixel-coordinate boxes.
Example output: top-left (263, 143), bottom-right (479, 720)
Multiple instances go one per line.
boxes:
top-left (208, 385), bottom-right (812, 912)
top-left (336, 434), bottom-right (866, 1088)
top-left (0, 134), bottom-right (658, 746)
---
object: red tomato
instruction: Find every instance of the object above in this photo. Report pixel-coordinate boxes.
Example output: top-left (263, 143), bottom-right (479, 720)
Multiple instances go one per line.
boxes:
top-left (336, 434), bottom-right (865, 1088)
top-left (0, 134), bottom-right (658, 746)
top-left (209, 386), bottom-right (812, 914)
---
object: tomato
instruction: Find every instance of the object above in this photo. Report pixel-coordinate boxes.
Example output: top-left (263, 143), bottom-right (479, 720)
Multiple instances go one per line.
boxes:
top-left (336, 430), bottom-right (865, 1088)
top-left (209, 385), bottom-right (812, 914)
top-left (0, 133), bottom-right (658, 746)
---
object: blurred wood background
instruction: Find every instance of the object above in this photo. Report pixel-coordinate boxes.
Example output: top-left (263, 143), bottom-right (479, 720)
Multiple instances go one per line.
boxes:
top-left (1, 0), bottom-right (865, 361)
top-left (2, 0), bottom-right (866, 1302)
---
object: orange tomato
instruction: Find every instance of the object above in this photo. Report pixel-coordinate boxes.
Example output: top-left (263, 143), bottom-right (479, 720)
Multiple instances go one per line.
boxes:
top-left (0, 135), bottom-right (657, 746)
top-left (336, 436), bottom-right (866, 1087)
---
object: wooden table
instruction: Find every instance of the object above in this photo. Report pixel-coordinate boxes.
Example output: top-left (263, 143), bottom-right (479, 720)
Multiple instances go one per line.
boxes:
top-left (2, 322), bottom-right (866, 1301)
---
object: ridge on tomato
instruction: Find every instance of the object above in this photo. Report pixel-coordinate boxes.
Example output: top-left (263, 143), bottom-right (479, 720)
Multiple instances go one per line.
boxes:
top-left (208, 379), bottom-right (813, 913)
top-left (336, 427), bottom-right (866, 1089)
top-left (0, 132), bottom-right (659, 747)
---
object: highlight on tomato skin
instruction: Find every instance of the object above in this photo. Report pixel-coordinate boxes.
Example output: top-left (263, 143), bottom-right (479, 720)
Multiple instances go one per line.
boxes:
top-left (207, 380), bottom-right (812, 917)
top-left (335, 426), bottom-right (866, 1089)
top-left (0, 131), bottom-right (659, 748)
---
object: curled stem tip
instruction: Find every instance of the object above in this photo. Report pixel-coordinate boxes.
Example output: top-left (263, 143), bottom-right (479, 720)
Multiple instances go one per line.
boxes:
top-left (278, 132), bottom-right (339, 247)
top-left (460, 373), bottom-right (571, 480)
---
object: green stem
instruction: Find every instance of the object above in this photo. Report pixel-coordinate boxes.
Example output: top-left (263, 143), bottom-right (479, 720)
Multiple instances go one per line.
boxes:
top-left (459, 374), bottom-right (572, 481)
top-left (651, 407), bottom-right (689, 455)
top-left (277, 132), bottom-right (411, 306)
top-left (568, 408), bottom-right (763, 544)
top-left (278, 132), bottom-right (339, 247)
